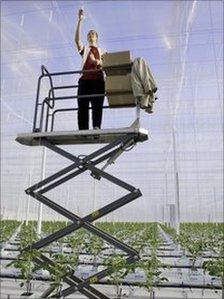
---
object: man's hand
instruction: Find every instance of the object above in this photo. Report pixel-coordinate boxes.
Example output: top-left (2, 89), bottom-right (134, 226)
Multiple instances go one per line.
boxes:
top-left (89, 53), bottom-right (97, 65)
top-left (89, 53), bottom-right (101, 66)
top-left (78, 9), bottom-right (84, 21)
top-left (75, 9), bottom-right (84, 51)
top-left (89, 52), bottom-right (95, 62)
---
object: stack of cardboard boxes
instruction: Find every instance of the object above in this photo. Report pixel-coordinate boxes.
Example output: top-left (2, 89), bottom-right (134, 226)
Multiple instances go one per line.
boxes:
top-left (102, 51), bottom-right (136, 107)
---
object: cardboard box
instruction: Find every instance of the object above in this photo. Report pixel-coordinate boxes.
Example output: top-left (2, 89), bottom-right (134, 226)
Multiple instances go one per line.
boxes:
top-left (107, 93), bottom-right (136, 107)
top-left (102, 51), bottom-right (132, 67)
top-left (105, 74), bottom-right (136, 107)
top-left (105, 75), bottom-right (132, 93)
top-left (102, 51), bottom-right (132, 76)
top-left (104, 67), bottom-right (131, 76)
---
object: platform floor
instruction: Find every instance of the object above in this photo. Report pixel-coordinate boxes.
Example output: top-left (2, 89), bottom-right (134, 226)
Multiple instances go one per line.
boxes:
top-left (16, 127), bottom-right (148, 146)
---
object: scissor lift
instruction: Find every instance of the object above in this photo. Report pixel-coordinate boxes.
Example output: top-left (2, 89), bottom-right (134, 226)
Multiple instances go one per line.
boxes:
top-left (16, 65), bottom-right (149, 298)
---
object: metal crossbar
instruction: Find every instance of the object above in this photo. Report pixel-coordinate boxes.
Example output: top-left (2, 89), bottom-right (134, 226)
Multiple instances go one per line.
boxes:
top-left (22, 134), bottom-right (145, 298)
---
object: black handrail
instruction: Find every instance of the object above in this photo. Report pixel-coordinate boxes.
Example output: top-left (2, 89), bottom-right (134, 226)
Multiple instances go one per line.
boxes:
top-left (42, 65), bottom-right (56, 109)
top-left (33, 65), bottom-right (106, 132)
top-left (50, 106), bottom-right (111, 132)
top-left (33, 65), bottom-right (135, 133)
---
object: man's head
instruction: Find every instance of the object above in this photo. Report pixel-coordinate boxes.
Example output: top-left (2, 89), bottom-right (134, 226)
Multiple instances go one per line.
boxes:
top-left (87, 30), bottom-right (98, 44)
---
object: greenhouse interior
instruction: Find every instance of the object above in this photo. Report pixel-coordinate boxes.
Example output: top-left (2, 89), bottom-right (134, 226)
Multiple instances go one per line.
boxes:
top-left (1, 1), bottom-right (223, 298)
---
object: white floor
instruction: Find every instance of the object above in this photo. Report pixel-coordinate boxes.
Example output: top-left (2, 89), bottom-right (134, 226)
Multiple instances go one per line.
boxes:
top-left (0, 279), bottom-right (222, 299)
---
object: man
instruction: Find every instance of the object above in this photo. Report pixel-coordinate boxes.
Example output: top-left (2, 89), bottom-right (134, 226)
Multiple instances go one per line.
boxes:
top-left (75, 9), bottom-right (105, 130)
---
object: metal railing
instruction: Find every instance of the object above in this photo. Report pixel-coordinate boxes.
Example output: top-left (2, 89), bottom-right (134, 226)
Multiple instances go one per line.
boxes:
top-left (33, 65), bottom-right (135, 133)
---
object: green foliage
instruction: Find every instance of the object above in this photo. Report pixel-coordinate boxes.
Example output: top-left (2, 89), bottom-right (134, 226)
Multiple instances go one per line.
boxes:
top-left (6, 220), bottom-right (222, 297)
top-left (68, 234), bottom-right (84, 254)
top-left (7, 249), bottom-right (41, 294)
top-left (105, 254), bottom-right (130, 282)
top-left (0, 220), bottom-right (21, 244)
top-left (19, 223), bottom-right (38, 247)
top-left (161, 222), bottom-right (224, 272)
top-left (46, 252), bottom-right (79, 296)
top-left (139, 254), bottom-right (168, 294)
top-left (85, 234), bottom-right (104, 256)
top-left (6, 222), bottom-right (40, 295)
top-left (203, 258), bottom-right (224, 279)
top-left (139, 232), bottom-right (168, 295)
top-left (42, 221), bottom-right (67, 235)
top-left (84, 234), bottom-right (104, 269)
top-left (105, 254), bottom-right (131, 299)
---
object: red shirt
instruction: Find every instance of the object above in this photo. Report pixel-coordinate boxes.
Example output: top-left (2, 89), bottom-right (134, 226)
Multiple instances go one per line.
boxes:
top-left (80, 46), bottom-right (104, 81)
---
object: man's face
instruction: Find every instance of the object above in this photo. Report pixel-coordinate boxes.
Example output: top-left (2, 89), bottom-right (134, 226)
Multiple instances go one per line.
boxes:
top-left (87, 30), bottom-right (98, 44)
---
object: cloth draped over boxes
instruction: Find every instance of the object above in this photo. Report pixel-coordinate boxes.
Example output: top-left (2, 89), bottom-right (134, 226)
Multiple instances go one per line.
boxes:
top-left (102, 51), bottom-right (157, 113)
top-left (131, 57), bottom-right (157, 113)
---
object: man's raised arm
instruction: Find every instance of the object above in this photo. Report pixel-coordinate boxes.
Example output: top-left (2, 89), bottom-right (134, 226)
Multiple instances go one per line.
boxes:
top-left (75, 9), bottom-right (84, 52)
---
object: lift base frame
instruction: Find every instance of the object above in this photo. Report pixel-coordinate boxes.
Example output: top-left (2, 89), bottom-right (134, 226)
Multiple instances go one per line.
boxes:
top-left (16, 128), bottom-right (148, 298)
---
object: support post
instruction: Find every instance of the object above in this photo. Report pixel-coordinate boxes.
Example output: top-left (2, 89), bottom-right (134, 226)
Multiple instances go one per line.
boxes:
top-left (37, 147), bottom-right (47, 235)
top-left (25, 172), bottom-right (31, 225)
top-left (172, 128), bottom-right (180, 234)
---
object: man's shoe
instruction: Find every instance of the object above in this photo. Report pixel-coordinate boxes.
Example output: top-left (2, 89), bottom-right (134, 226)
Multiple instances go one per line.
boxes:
top-left (93, 127), bottom-right (100, 140)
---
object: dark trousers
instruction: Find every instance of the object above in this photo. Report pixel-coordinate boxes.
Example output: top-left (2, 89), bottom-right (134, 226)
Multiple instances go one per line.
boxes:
top-left (77, 79), bottom-right (105, 130)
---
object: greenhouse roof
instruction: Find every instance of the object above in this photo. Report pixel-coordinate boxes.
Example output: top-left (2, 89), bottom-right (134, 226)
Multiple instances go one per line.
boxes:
top-left (1, 0), bottom-right (223, 222)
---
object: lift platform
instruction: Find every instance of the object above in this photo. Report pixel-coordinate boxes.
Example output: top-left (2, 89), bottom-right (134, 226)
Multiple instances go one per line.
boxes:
top-left (16, 126), bottom-right (148, 146)
top-left (16, 64), bottom-right (149, 298)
